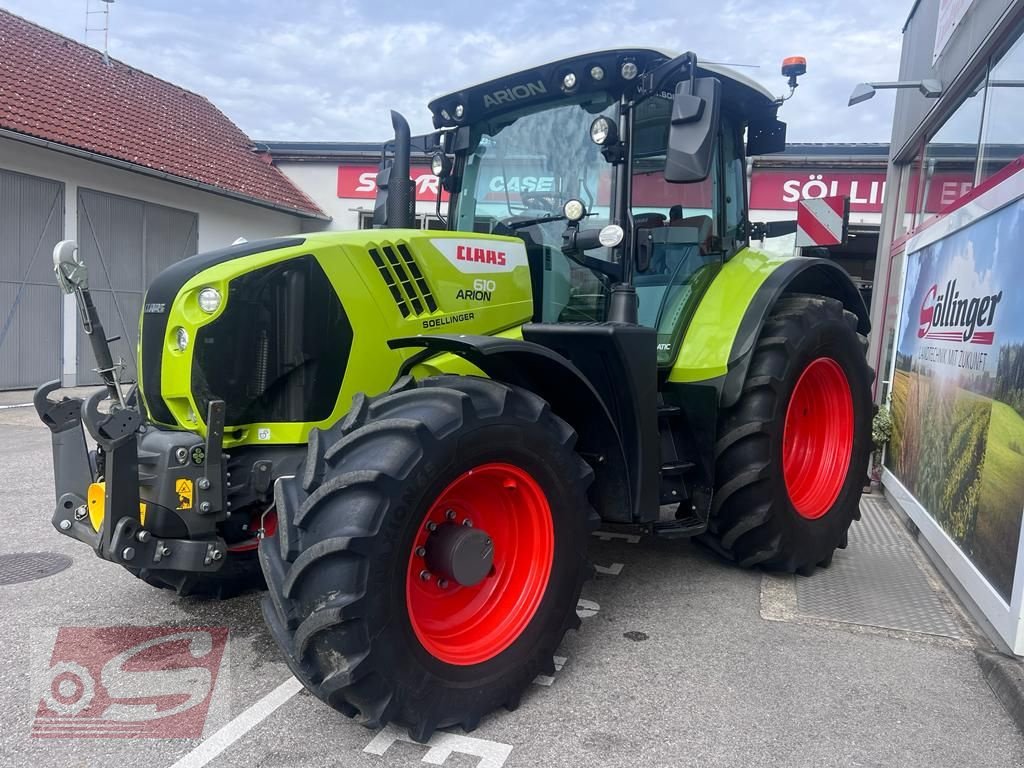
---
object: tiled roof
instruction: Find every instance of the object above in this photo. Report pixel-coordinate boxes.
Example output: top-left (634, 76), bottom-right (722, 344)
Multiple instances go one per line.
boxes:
top-left (0, 10), bottom-right (326, 218)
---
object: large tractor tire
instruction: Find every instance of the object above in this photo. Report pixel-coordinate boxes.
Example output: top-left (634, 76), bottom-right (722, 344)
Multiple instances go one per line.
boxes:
top-left (260, 375), bottom-right (595, 742)
top-left (704, 295), bottom-right (872, 574)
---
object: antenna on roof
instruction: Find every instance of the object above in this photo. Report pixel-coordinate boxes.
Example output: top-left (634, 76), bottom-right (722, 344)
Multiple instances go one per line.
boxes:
top-left (700, 60), bottom-right (761, 69)
top-left (84, 0), bottom-right (115, 65)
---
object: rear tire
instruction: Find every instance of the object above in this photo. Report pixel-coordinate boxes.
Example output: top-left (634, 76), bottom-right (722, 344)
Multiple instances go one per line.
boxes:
top-left (260, 375), bottom-right (595, 742)
top-left (703, 295), bottom-right (872, 573)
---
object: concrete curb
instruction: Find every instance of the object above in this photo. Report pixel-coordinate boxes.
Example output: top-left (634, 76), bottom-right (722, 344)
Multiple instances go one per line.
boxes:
top-left (976, 648), bottom-right (1024, 734)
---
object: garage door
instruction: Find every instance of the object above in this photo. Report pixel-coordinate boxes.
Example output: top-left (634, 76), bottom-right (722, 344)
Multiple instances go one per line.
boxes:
top-left (0, 169), bottom-right (64, 390)
top-left (76, 189), bottom-right (197, 384)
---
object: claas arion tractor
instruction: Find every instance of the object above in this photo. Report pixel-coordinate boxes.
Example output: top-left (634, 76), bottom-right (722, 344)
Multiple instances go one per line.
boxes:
top-left (36, 49), bottom-right (871, 741)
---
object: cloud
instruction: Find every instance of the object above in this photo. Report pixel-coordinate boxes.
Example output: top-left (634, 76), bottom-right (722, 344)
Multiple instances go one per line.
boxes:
top-left (5, 0), bottom-right (906, 142)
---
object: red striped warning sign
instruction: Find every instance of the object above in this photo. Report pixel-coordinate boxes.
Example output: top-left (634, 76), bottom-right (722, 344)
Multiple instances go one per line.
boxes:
top-left (795, 196), bottom-right (849, 247)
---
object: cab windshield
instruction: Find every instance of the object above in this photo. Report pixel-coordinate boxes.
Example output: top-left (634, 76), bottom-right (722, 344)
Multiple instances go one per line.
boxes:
top-left (450, 90), bottom-right (735, 358)
top-left (451, 97), bottom-right (617, 324)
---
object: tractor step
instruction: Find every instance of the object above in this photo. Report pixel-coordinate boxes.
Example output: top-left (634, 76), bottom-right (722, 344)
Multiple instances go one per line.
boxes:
top-left (660, 460), bottom-right (696, 476)
top-left (652, 515), bottom-right (708, 539)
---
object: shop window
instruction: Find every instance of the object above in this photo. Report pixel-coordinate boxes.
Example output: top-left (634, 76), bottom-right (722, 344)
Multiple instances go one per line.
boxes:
top-left (921, 77), bottom-right (986, 217)
top-left (979, 34), bottom-right (1024, 183)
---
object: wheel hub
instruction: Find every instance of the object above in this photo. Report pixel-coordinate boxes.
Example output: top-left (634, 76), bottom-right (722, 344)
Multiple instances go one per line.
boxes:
top-left (425, 524), bottom-right (494, 587)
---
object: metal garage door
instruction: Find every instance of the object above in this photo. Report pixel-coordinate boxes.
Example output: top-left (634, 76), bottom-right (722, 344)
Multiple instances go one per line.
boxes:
top-left (0, 169), bottom-right (64, 390)
top-left (76, 189), bottom-right (197, 384)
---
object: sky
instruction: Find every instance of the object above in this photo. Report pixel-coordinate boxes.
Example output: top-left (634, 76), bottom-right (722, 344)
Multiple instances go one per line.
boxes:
top-left (4, 0), bottom-right (909, 144)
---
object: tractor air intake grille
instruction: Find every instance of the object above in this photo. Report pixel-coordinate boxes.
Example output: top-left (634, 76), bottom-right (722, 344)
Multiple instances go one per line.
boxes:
top-left (368, 243), bottom-right (438, 318)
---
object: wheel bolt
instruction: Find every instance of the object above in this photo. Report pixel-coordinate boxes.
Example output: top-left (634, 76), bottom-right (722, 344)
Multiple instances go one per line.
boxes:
top-left (462, 519), bottom-right (473, 527)
top-left (445, 509), bottom-right (456, 520)
top-left (426, 521), bottom-right (437, 532)
top-left (438, 579), bottom-right (448, 589)
top-left (415, 546), bottom-right (426, 557)
top-left (419, 570), bottom-right (432, 581)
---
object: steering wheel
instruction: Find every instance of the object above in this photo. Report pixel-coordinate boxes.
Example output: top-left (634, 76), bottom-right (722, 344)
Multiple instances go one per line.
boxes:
top-left (519, 192), bottom-right (561, 214)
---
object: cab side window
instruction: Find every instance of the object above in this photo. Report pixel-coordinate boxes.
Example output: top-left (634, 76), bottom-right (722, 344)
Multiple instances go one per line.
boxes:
top-left (721, 121), bottom-right (746, 254)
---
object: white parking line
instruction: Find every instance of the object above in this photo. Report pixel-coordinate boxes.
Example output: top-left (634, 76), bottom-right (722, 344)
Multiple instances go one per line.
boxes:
top-left (167, 677), bottom-right (302, 768)
top-left (532, 655), bottom-right (567, 687)
top-left (364, 723), bottom-right (513, 767)
top-left (0, 402), bottom-right (31, 410)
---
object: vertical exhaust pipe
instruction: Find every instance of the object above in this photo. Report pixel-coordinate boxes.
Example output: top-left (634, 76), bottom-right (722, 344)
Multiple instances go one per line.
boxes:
top-left (373, 111), bottom-right (415, 229)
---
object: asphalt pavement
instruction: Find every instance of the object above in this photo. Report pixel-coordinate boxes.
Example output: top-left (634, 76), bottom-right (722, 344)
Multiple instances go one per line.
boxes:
top-left (0, 393), bottom-right (1021, 768)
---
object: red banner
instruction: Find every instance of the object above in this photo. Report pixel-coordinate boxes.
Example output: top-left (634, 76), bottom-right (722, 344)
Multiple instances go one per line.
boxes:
top-left (750, 170), bottom-right (887, 213)
top-left (337, 165), bottom-right (448, 202)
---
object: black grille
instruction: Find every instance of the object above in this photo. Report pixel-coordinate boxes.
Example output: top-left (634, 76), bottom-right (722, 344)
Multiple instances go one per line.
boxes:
top-left (369, 243), bottom-right (437, 318)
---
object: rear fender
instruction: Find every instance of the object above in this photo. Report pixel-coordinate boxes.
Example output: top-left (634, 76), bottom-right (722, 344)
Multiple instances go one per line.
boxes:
top-left (389, 334), bottom-right (634, 523)
top-left (720, 258), bottom-right (870, 408)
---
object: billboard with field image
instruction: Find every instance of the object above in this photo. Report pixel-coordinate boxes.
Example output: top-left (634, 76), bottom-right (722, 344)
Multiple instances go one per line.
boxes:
top-left (887, 197), bottom-right (1024, 602)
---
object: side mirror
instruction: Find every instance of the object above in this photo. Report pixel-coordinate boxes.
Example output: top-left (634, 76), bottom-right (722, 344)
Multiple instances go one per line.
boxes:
top-left (664, 77), bottom-right (721, 183)
top-left (53, 240), bottom-right (87, 294)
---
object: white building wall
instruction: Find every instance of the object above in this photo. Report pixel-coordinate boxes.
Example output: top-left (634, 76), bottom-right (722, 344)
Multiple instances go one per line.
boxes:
top-left (276, 160), bottom-right (440, 231)
top-left (0, 136), bottom-right (312, 386)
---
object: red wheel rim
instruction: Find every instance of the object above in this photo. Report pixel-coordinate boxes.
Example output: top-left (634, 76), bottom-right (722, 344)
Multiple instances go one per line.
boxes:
top-left (782, 357), bottom-right (854, 520)
top-left (406, 462), bottom-right (554, 666)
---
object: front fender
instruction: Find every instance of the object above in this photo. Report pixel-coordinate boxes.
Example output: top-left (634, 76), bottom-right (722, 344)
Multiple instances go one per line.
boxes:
top-left (389, 334), bottom-right (634, 523)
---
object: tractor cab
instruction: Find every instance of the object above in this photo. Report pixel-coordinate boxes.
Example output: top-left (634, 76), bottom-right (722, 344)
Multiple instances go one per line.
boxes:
top-left (382, 49), bottom-right (789, 365)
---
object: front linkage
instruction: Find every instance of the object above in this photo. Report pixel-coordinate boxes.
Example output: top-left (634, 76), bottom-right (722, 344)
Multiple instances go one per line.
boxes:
top-left (37, 239), bottom-right (233, 580)
top-left (36, 380), bottom-right (232, 576)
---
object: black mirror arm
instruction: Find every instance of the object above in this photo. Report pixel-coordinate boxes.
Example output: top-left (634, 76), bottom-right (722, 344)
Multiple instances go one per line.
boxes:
top-left (562, 226), bottom-right (623, 281)
top-left (637, 51), bottom-right (698, 102)
top-left (748, 220), bottom-right (798, 240)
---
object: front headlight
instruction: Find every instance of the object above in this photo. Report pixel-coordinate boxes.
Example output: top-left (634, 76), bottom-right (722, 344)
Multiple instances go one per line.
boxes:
top-left (174, 326), bottom-right (189, 351)
top-left (198, 287), bottom-right (222, 314)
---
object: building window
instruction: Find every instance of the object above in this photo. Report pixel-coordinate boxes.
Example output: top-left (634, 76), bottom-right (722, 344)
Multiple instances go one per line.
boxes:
top-left (920, 76), bottom-right (986, 218)
top-left (979, 34), bottom-right (1024, 184)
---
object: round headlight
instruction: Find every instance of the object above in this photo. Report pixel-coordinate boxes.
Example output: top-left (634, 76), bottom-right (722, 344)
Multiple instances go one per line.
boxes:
top-left (198, 287), bottom-right (221, 314)
top-left (562, 71), bottom-right (577, 90)
top-left (174, 326), bottom-right (189, 352)
top-left (430, 151), bottom-right (448, 177)
top-left (563, 199), bottom-right (586, 222)
top-left (590, 116), bottom-right (618, 146)
top-left (590, 65), bottom-right (605, 81)
top-left (621, 61), bottom-right (639, 80)
top-left (453, 103), bottom-right (465, 119)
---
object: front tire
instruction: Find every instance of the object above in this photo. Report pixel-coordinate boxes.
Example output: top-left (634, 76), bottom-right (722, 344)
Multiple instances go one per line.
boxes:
top-left (260, 375), bottom-right (595, 741)
top-left (704, 295), bottom-right (872, 574)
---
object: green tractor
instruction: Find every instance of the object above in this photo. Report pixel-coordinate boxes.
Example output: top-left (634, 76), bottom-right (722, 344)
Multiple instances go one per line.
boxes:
top-left (37, 49), bottom-right (871, 740)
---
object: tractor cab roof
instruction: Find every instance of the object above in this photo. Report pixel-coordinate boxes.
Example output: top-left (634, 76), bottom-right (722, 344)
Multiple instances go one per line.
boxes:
top-left (428, 47), bottom-right (779, 130)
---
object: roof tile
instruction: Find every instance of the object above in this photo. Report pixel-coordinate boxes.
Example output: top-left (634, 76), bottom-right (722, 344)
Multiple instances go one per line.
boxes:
top-left (0, 10), bottom-right (325, 218)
